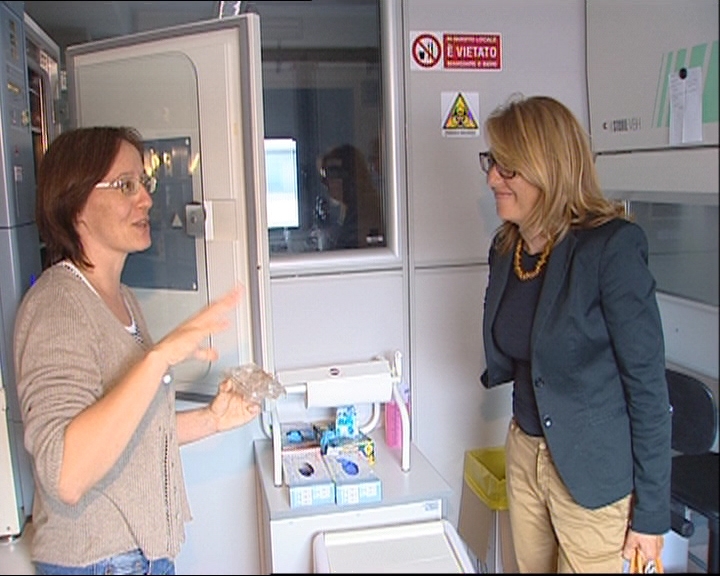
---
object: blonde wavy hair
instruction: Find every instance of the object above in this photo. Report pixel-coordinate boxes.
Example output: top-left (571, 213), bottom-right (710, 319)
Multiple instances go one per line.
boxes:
top-left (485, 94), bottom-right (626, 254)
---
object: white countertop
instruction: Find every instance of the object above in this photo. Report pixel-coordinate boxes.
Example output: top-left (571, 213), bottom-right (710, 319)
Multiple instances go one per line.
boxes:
top-left (253, 433), bottom-right (453, 521)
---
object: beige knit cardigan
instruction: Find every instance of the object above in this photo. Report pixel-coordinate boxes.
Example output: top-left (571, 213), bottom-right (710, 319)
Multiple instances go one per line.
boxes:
top-left (13, 264), bottom-right (191, 566)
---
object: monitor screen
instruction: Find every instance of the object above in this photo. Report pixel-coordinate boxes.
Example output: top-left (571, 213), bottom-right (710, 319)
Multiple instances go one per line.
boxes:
top-left (265, 138), bottom-right (300, 229)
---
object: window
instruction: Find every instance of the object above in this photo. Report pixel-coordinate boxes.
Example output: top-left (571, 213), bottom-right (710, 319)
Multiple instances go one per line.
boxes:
top-left (253, 0), bottom-right (389, 257)
top-left (628, 199), bottom-right (718, 307)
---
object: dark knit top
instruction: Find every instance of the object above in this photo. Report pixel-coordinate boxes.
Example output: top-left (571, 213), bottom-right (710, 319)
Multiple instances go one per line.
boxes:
top-left (492, 249), bottom-right (546, 436)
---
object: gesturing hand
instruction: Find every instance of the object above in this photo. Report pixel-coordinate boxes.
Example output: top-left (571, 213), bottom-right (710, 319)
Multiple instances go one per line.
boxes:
top-left (153, 286), bottom-right (243, 368)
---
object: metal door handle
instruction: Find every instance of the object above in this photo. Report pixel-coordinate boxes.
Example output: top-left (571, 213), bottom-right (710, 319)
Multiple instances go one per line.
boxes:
top-left (185, 202), bottom-right (205, 238)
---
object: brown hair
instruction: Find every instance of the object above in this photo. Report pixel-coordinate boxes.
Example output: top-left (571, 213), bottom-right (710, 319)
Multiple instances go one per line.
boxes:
top-left (485, 94), bottom-right (625, 254)
top-left (320, 143), bottom-right (384, 248)
top-left (36, 126), bottom-right (145, 268)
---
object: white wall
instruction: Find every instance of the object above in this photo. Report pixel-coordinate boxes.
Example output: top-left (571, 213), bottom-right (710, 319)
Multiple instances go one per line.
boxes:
top-left (176, 410), bottom-right (263, 574)
top-left (176, 1), bottom-right (588, 573)
top-left (403, 0), bottom-right (587, 524)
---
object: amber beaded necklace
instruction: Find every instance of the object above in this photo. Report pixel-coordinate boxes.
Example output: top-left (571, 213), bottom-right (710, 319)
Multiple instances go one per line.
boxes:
top-left (513, 238), bottom-right (552, 281)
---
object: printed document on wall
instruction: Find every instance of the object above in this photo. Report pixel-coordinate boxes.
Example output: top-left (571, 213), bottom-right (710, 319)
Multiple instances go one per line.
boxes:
top-left (669, 67), bottom-right (703, 145)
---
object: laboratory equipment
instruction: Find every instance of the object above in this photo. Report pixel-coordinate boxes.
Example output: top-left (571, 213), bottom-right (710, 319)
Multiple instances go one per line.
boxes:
top-left (264, 353), bottom-right (410, 487)
top-left (312, 520), bottom-right (475, 573)
top-left (254, 434), bottom-right (456, 573)
top-left (254, 352), bottom-right (476, 573)
top-left (0, 2), bottom-right (56, 538)
top-left (65, 13), bottom-right (274, 398)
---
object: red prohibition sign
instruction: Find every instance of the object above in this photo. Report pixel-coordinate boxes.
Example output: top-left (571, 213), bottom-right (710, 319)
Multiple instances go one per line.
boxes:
top-left (412, 34), bottom-right (441, 68)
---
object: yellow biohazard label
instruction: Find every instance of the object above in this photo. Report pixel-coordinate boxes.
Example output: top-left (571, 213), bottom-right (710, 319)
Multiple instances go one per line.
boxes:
top-left (444, 93), bottom-right (479, 130)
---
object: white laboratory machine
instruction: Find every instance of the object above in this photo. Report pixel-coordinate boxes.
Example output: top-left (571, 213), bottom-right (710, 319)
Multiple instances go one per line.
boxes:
top-left (65, 14), bottom-right (274, 399)
top-left (255, 354), bottom-right (475, 573)
top-left (586, 1), bottom-right (718, 571)
top-left (0, 2), bottom-right (56, 539)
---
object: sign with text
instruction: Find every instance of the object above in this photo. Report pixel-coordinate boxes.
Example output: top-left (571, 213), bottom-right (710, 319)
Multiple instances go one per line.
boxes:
top-left (444, 33), bottom-right (501, 70)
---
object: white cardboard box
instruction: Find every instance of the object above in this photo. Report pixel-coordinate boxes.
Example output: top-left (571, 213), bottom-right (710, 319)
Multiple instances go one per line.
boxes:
top-left (282, 451), bottom-right (335, 508)
top-left (323, 452), bottom-right (382, 506)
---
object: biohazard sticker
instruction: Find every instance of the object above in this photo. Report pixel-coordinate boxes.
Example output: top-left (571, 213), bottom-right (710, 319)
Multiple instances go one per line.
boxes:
top-left (441, 91), bottom-right (480, 137)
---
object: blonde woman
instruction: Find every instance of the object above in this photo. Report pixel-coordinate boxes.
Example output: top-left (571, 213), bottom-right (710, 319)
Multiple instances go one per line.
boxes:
top-left (479, 95), bottom-right (670, 573)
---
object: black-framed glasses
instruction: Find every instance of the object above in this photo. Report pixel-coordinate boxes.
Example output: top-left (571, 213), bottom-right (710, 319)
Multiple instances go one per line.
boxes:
top-left (478, 151), bottom-right (517, 180)
top-left (95, 173), bottom-right (157, 196)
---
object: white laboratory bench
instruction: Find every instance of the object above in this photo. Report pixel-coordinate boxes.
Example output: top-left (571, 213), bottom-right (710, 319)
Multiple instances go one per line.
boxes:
top-left (253, 434), bottom-right (454, 573)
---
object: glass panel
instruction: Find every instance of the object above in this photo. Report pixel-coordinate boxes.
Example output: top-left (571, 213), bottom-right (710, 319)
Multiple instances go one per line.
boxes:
top-left (122, 137), bottom-right (199, 291)
top-left (252, 0), bottom-right (386, 255)
top-left (629, 201), bottom-right (719, 307)
top-left (73, 52), bottom-right (210, 382)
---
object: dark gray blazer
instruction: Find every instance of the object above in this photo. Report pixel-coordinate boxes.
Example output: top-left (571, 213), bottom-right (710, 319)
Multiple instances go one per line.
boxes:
top-left (481, 218), bottom-right (671, 534)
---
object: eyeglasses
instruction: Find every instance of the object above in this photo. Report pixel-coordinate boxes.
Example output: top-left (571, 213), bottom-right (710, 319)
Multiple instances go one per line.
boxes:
top-left (478, 151), bottom-right (517, 180)
top-left (95, 173), bottom-right (157, 196)
top-left (320, 165), bottom-right (347, 182)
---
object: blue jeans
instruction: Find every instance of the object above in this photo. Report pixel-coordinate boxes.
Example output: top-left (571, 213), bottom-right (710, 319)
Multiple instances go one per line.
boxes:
top-left (34, 549), bottom-right (175, 575)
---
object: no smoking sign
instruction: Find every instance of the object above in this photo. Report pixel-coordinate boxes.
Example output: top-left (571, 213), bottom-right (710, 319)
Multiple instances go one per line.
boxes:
top-left (411, 33), bottom-right (442, 69)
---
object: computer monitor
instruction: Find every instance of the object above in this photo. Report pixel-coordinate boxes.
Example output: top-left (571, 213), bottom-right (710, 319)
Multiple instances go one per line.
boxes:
top-left (265, 137), bottom-right (300, 229)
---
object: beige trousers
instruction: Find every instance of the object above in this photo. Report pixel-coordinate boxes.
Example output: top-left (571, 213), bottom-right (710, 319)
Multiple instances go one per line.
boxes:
top-left (505, 419), bottom-right (631, 573)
